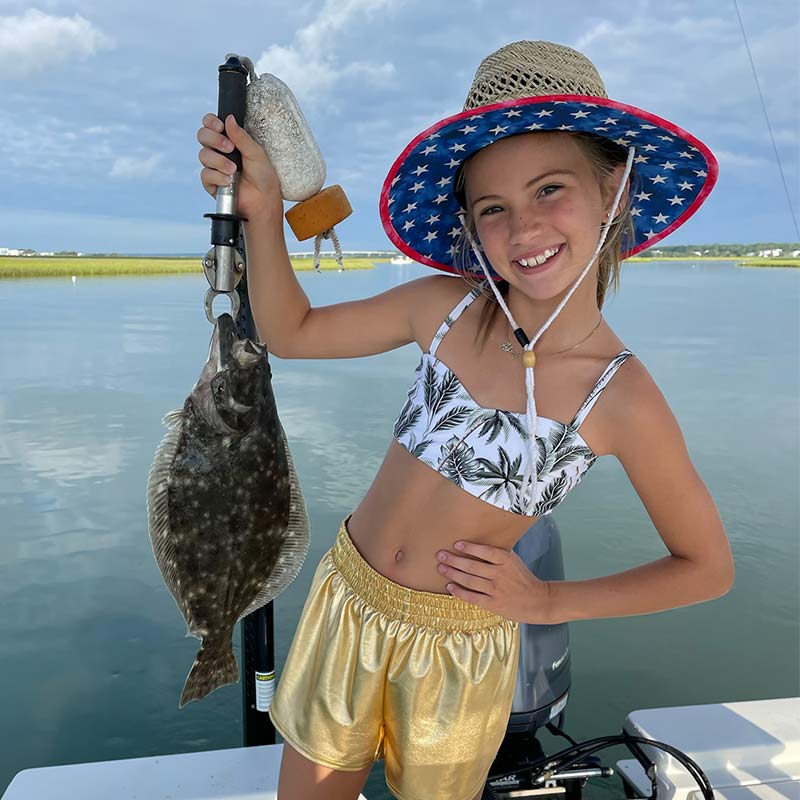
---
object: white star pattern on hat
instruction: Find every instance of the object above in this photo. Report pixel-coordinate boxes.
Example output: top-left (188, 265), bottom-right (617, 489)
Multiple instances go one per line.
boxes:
top-left (381, 96), bottom-right (717, 275)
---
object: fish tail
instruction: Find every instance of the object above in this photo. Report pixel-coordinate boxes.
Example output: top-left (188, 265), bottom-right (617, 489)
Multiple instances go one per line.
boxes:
top-left (178, 642), bottom-right (239, 708)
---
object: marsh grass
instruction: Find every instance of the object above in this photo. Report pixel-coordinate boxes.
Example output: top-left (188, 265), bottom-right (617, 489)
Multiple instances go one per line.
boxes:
top-left (2, 255), bottom-right (795, 279)
top-left (629, 256), bottom-right (799, 267)
top-left (736, 258), bottom-right (799, 268)
top-left (0, 256), bottom-right (376, 279)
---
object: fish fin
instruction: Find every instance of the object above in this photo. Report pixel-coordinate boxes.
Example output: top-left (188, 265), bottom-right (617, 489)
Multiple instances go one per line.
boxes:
top-left (146, 410), bottom-right (196, 630)
top-left (178, 640), bottom-right (239, 708)
top-left (237, 424), bottom-right (310, 620)
top-left (161, 408), bottom-right (185, 429)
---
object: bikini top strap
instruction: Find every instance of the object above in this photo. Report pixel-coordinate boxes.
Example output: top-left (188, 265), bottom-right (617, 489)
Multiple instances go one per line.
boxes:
top-left (570, 349), bottom-right (635, 429)
top-left (427, 282), bottom-right (485, 356)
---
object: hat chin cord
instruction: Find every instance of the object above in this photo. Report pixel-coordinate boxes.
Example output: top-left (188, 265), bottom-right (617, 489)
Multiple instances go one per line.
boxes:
top-left (457, 145), bottom-right (635, 511)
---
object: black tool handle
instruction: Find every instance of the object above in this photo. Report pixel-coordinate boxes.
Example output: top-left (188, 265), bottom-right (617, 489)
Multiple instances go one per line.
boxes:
top-left (217, 56), bottom-right (248, 172)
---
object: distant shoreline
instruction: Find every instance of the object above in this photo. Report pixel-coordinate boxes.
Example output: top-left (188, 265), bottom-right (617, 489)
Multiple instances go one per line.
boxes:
top-left (0, 256), bottom-right (375, 279)
top-left (0, 254), bottom-right (796, 278)
top-left (629, 256), bottom-right (799, 267)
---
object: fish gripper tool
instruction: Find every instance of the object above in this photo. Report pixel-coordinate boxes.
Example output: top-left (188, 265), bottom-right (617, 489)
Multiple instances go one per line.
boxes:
top-left (202, 56), bottom-right (248, 324)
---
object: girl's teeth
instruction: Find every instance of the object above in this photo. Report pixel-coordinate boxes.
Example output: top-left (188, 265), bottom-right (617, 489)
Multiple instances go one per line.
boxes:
top-left (518, 246), bottom-right (559, 268)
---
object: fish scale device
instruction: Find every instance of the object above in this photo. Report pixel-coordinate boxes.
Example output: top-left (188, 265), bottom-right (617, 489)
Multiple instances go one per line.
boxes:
top-left (202, 53), bottom-right (353, 324)
top-left (147, 55), bottom-right (355, 710)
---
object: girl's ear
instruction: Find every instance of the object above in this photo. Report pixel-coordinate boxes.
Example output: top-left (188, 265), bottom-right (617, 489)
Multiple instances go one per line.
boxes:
top-left (605, 163), bottom-right (631, 220)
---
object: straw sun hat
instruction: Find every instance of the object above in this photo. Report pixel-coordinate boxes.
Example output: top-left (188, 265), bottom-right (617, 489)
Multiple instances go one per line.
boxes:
top-left (379, 40), bottom-right (718, 279)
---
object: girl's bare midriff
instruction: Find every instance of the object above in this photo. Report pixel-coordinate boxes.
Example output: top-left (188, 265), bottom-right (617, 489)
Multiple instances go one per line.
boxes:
top-left (347, 441), bottom-right (539, 593)
top-left (345, 285), bottom-right (627, 595)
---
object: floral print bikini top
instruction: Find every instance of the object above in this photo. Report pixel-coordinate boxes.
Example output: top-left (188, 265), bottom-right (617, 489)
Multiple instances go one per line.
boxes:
top-left (393, 285), bottom-right (635, 517)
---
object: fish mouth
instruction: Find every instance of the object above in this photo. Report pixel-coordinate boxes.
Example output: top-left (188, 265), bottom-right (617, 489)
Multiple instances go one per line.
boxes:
top-left (208, 314), bottom-right (265, 372)
top-left (192, 314), bottom-right (269, 432)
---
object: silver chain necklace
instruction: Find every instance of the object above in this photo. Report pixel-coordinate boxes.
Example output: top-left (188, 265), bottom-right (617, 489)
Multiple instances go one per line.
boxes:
top-left (500, 315), bottom-right (603, 359)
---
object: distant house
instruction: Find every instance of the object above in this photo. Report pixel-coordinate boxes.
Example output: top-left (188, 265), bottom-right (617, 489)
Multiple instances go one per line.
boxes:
top-left (0, 248), bottom-right (22, 256)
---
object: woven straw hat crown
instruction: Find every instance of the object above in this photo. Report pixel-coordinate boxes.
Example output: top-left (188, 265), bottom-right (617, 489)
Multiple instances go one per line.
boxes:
top-left (463, 40), bottom-right (608, 110)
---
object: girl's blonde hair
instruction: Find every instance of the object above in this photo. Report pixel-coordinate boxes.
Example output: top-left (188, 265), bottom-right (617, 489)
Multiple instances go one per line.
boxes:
top-left (453, 131), bottom-right (636, 350)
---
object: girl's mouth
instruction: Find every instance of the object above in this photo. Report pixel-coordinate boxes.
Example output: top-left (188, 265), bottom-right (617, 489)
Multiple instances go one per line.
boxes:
top-left (512, 243), bottom-right (564, 274)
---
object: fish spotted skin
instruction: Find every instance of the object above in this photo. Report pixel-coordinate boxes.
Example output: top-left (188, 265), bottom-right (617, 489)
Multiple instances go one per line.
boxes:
top-left (147, 313), bottom-right (309, 707)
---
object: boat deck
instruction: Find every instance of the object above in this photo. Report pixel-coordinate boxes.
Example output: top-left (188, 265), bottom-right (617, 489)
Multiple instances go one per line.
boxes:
top-left (2, 743), bottom-right (369, 800)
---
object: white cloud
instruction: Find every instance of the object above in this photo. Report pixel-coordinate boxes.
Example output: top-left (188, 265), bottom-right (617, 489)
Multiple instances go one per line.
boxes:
top-left (252, 0), bottom-right (397, 106)
top-left (110, 154), bottom-right (163, 179)
top-left (0, 8), bottom-right (113, 78)
top-left (713, 149), bottom-right (773, 168)
top-left (85, 124), bottom-right (130, 135)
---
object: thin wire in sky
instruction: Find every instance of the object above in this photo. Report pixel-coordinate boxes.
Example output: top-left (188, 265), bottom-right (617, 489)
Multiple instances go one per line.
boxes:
top-left (732, 0), bottom-right (799, 239)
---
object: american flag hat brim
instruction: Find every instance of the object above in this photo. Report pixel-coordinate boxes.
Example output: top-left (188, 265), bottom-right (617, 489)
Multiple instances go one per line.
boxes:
top-left (379, 93), bottom-right (718, 279)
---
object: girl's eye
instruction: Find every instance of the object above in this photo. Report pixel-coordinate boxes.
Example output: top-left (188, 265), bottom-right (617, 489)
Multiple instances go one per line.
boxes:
top-left (479, 205), bottom-right (503, 217)
top-left (540, 184), bottom-right (561, 197)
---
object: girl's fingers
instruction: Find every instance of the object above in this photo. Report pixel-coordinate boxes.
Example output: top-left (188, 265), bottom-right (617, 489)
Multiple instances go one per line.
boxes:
top-left (439, 553), bottom-right (495, 579)
top-left (200, 166), bottom-right (232, 193)
top-left (223, 114), bottom-right (259, 158)
top-left (202, 112), bottom-right (224, 132)
top-left (441, 565), bottom-right (490, 593)
top-left (196, 126), bottom-right (235, 154)
top-left (198, 146), bottom-right (237, 175)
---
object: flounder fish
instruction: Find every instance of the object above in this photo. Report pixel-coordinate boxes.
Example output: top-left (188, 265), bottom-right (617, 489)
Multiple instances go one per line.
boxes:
top-left (147, 313), bottom-right (308, 707)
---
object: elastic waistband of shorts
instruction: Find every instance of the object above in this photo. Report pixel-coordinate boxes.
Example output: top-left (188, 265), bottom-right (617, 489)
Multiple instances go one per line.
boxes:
top-left (330, 517), bottom-right (511, 631)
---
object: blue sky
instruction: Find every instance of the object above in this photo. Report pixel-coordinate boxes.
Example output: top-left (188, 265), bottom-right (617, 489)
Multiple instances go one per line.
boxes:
top-left (1, 0), bottom-right (797, 254)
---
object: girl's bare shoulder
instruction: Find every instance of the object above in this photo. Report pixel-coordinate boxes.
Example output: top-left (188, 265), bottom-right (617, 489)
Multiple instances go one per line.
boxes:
top-left (599, 351), bottom-right (686, 461)
top-left (406, 273), bottom-right (478, 349)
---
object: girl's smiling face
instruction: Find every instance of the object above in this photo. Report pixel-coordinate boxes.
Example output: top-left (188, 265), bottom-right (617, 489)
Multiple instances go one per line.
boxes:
top-left (465, 132), bottom-right (619, 301)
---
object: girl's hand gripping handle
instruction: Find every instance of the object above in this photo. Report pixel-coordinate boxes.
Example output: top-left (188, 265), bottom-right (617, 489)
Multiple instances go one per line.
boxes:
top-left (216, 57), bottom-right (247, 175)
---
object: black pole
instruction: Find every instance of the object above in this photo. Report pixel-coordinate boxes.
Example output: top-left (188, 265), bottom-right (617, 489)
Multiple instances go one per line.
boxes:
top-left (211, 54), bottom-right (278, 747)
top-left (234, 263), bottom-right (277, 747)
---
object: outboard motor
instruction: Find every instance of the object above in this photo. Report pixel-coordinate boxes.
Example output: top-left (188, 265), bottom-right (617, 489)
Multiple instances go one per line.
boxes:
top-left (488, 516), bottom-right (572, 793)
top-left (511, 515), bottom-right (570, 729)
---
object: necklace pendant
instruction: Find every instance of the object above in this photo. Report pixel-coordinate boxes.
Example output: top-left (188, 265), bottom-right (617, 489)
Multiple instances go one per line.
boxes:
top-left (500, 341), bottom-right (517, 358)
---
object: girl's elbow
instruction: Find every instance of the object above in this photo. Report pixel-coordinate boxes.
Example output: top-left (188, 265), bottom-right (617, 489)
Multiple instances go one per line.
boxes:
top-left (709, 556), bottom-right (735, 598)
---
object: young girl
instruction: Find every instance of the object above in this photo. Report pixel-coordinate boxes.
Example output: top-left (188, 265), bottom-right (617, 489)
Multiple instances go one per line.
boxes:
top-left (197, 40), bottom-right (734, 800)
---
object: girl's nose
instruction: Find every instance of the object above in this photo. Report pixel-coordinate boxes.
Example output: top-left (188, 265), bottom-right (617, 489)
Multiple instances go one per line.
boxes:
top-left (509, 209), bottom-right (541, 244)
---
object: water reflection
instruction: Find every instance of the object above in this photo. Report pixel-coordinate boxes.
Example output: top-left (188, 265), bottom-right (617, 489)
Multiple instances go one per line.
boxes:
top-left (0, 263), bottom-right (796, 798)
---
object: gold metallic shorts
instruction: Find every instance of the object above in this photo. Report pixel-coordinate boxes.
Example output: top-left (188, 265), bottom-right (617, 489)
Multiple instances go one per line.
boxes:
top-left (269, 518), bottom-right (520, 800)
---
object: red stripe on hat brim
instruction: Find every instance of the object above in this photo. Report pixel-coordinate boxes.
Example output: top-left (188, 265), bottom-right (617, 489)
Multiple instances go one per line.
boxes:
top-left (379, 93), bottom-right (719, 269)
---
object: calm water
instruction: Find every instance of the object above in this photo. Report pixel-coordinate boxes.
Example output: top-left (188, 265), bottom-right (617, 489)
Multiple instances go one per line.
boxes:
top-left (0, 261), bottom-right (798, 799)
